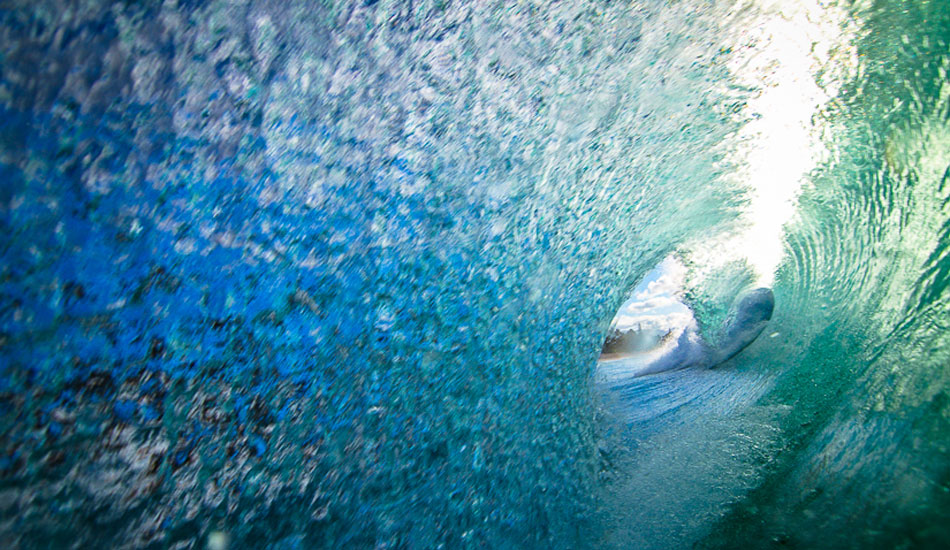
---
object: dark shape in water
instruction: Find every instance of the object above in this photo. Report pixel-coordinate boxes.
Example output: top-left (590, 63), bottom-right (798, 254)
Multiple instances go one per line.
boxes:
top-left (612, 287), bottom-right (774, 377)
top-left (710, 287), bottom-right (774, 366)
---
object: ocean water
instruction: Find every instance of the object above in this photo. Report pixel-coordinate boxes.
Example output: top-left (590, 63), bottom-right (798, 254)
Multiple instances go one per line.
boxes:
top-left (1, 0), bottom-right (949, 548)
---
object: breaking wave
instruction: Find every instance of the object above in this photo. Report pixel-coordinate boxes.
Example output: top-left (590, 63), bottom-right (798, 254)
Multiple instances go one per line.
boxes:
top-left (1, 0), bottom-right (949, 548)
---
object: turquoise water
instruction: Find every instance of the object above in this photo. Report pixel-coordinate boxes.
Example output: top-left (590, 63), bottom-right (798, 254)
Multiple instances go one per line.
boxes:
top-left (1, 0), bottom-right (949, 548)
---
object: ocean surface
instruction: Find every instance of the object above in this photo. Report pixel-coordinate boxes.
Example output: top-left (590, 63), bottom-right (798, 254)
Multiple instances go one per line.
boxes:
top-left (1, 0), bottom-right (949, 548)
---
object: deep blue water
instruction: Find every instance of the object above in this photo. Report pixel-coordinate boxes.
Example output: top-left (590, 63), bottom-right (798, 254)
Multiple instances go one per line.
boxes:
top-left (1, 1), bottom-right (950, 548)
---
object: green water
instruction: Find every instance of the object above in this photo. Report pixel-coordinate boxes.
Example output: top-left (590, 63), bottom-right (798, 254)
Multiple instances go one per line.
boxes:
top-left (0, 0), bottom-right (948, 548)
top-left (701, 3), bottom-right (950, 546)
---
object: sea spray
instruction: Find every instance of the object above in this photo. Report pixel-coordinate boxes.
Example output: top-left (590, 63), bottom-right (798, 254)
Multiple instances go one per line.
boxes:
top-left (0, 0), bottom-right (748, 547)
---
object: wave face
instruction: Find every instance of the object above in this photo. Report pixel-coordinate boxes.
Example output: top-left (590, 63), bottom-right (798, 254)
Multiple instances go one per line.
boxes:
top-left (1, 0), bottom-right (948, 548)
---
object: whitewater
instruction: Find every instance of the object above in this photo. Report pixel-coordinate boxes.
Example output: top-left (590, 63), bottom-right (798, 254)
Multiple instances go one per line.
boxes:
top-left (1, 0), bottom-right (949, 548)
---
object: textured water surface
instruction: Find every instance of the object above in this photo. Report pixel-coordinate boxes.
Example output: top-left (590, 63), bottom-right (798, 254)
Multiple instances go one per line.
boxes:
top-left (1, 0), bottom-right (949, 548)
